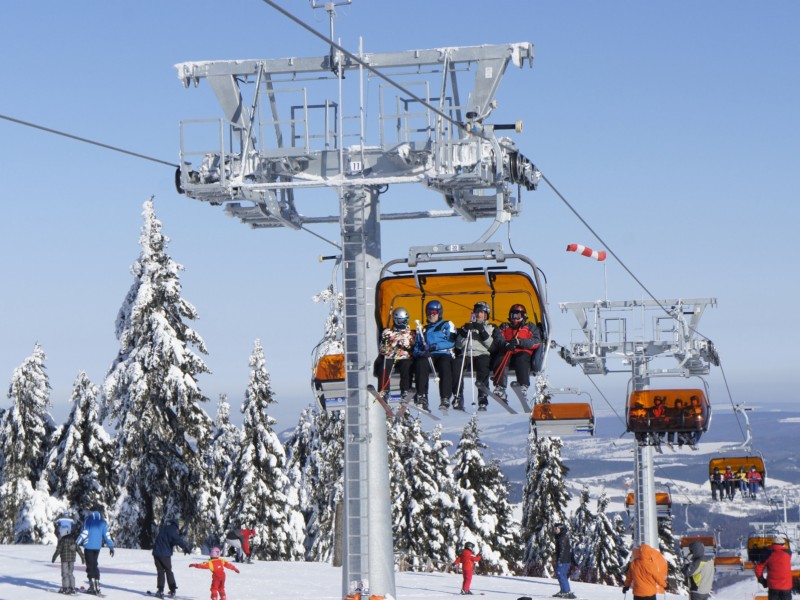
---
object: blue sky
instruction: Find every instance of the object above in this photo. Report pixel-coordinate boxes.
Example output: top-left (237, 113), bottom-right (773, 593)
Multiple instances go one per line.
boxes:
top-left (1, 1), bottom-right (798, 431)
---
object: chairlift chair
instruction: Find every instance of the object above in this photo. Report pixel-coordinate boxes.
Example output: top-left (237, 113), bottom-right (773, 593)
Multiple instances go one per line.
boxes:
top-left (626, 388), bottom-right (711, 438)
top-left (312, 351), bottom-right (346, 411)
top-left (625, 486), bottom-right (672, 519)
top-left (713, 552), bottom-right (745, 572)
top-left (679, 533), bottom-right (717, 560)
top-left (708, 456), bottom-right (766, 489)
top-left (375, 244), bottom-right (549, 413)
top-left (530, 388), bottom-right (595, 437)
top-left (747, 530), bottom-right (790, 564)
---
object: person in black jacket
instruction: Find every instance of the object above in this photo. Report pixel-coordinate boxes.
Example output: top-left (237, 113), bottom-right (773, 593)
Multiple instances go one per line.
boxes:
top-left (552, 523), bottom-right (576, 599)
top-left (152, 518), bottom-right (192, 599)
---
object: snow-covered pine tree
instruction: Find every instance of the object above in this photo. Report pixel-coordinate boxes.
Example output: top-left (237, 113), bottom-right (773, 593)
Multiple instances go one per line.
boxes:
top-left (0, 343), bottom-right (58, 543)
top-left (452, 416), bottom-right (518, 574)
top-left (304, 410), bottom-right (343, 562)
top-left (521, 433), bottom-right (570, 577)
top-left (570, 485), bottom-right (595, 582)
top-left (391, 418), bottom-right (460, 571)
top-left (104, 198), bottom-right (213, 548)
top-left (225, 339), bottom-right (304, 560)
top-left (586, 491), bottom-right (625, 585)
top-left (207, 394), bottom-right (240, 544)
top-left (658, 515), bottom-right (685, 594)
top-left (46, 371), bottom-right (116, 515)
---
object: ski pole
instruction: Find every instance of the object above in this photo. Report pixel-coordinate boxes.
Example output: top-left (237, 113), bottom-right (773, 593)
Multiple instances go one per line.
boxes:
top-left (415, 319), bottom-right (440, 383)
top-left (454, 328), bottom-right (471, 399)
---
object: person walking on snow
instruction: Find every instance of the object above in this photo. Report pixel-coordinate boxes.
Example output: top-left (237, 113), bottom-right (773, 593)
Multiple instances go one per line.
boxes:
top-left (754, 535), bottom-right (793, 600)
top-left (683, 539), bottom-right (714, 600)
top-left (452, 541), bottom-right (481, 595)
top-left (190, 547), bottom-right (240, 600)
top-left (152, 517), bottom-right (193, 598)
top-left (76, 505), bottom-right (114, 596)
top-left (552, 523), bottom-right (576, 599)
top-left (52, 528), bottom-right (85, 594)
top-left (622, 543), bottom-right (667, 600)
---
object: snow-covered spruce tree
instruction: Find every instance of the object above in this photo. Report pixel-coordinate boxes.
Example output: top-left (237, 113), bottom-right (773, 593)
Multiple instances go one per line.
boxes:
top-left (387, 416), bottom-right (411, 560)
top-left (46, 371), bottom-right (116, 515)
top-left (104, 198), bottom-right (213, 548)
top-left (305, 410), bottom-right (344, 562)
top-left (521, 433), bottom-right (570, 577)
top-left (658, 515), bottom-right (685, 594)
top-left (612, 514), bottom-right (630, 572)
top-left (206, 394), bottom-right (241, 544)
top-left (391, 418), bottom-right (460, 571)
top-left (452, 416), bottom-right (519, 574)
top-left (0, 343), bottom-right (59, 543)
top-left (570, 485), bottom-right (595, 582)
top-left (225, 339), bottom-right (304, 560)
top-left (586, 491), bottom-right (625, 586)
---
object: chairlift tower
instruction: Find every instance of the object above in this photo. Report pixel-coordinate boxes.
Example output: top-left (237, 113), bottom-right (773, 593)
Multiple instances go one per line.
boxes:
top-left (174, 6), bottom-right (538, 596)
top-left (559, 298), bottom-right (719, 548)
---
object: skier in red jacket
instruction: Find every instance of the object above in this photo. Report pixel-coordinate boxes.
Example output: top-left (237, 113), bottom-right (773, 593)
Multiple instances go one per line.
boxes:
top-left (453, 541), bottom-right (481, 595)
top-left (754, 536), bottom-right (793, 600)
top-left (189, 547), bottom-right (240, 600)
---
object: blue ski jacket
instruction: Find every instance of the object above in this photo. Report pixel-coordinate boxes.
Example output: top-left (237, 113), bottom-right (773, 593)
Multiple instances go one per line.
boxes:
top-left (76, 511), bottom-right (114, 551)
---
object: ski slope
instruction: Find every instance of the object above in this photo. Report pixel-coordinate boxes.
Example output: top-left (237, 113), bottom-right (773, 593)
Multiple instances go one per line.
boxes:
top-left (0, 544), bottom-right (764, 600)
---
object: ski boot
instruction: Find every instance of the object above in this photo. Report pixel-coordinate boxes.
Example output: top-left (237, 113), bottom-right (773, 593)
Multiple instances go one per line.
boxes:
top-left (415, 393), bottom-right (429, 411)
top-left (153, 591), bottom-right (165, 599)
top-left (438, 396), bottom-right (450, 411)
top-left (452, 394), bottom-right (465, 411)
top-left (477, 395), bottom-right (488, 411)
top-left (494, 387), bottom-right (507, 401)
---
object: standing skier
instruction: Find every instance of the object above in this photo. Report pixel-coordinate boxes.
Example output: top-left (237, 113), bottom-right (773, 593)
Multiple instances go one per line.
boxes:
top-left (452, 541), bottom-right (481, 595)
top-left (553, 523), bottom-right (576, 599)
top-left (683, 540), bottom-right (714, 600)
top-left (754, 535), bottom-right (792, 600)
top-left (152, 517), bottom-right (193, 598)
top-left (75, 505), bottom-right (114, 596)
top-left (622, 543), bottom-right (667, 600)
top-left (190, 547), bottom-right (240, 600)
top-left (52, 528), bottom-right (85, 594)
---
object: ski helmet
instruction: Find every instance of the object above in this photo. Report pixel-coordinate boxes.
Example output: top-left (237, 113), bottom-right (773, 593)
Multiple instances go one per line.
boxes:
top-left (392, 307), bottom-right (409, 328)
top-left (473, 301), bottom-right (490, 318)
top-left (464, 541), bottom-right (475, 551)
top-left (509, 304), bottom-right (527, 324)
top-left (210, 547), bottom-right (221, 558)
top-left (425, 300), bottom-right (443, 320)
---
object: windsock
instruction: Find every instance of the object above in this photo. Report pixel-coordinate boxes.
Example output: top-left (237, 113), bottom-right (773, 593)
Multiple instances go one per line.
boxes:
top-left (566, 243), bottom-right (606, 261)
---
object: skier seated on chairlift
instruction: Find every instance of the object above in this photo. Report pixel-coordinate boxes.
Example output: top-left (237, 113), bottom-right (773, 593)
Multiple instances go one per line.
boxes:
top-left (413, 300), bottom-right (456, 412)
top-left (375, 307), bottom-right (416, 402)
top-left (452, 301), bottom-right (498, 412)
top-left (490, 304), bottom-right (541, 402)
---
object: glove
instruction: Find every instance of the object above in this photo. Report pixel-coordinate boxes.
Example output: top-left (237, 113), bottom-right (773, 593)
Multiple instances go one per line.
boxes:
top-left (109, 548), bottom-right (115, 557)
top-left (622, 586), bottom-right (629, 593)
top-left (758, 576), bottom-right (768, 588)
top-left (459, 326), bottom-right (469, 337)
top-left (428, 344), bottom-right (437, 352)
top-left (503, 341), bottom-right (515, 351)
top-left (234, 567), bottom-right (241, 574)
top-left (183, 548), bottom-right (191, 555)
top-left (52, 559), bottom-right (55, 563)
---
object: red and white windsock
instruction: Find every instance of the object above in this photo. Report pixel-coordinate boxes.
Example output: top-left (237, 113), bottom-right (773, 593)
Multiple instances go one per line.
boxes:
top-left (566, 243), bottom-right (607, 261)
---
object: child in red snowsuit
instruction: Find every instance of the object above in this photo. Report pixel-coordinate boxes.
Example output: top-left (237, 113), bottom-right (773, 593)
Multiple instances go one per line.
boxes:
top-left (453, 542), bottom-right (481, 595)
top-left (190, 547), bottom-right (240, 600)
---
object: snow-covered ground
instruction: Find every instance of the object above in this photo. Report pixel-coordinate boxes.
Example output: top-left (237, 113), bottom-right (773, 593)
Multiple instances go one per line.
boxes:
top-left (0, 544), bottom-right (766, 600)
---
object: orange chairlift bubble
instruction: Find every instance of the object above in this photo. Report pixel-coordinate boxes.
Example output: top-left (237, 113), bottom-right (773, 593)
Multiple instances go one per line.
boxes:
top-left (530, 397), bottom-right (595, 437)
top-left (312, 351), bottom-right (346, 411)
top-left (625, 486), bottom-right (672, 519)
top-left (747, 530), bottom-right (790, 564)
top-left (375, 247), bottom-right (549, 415)
top-left (626, 388), bottom-right (711, 436)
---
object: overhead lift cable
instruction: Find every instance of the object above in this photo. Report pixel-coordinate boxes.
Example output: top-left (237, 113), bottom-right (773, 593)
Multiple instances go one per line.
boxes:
top-left (0, 114), bottom-right (178, 168)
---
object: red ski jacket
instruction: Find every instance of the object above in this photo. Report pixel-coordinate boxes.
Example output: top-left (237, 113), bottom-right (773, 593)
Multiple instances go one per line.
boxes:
top-left (755, 545), bottom-right (792, 591)
top-left (453, 549), bottom-right (481, 574)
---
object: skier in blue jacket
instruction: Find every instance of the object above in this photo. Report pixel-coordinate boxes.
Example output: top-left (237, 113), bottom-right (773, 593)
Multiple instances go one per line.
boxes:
top-left (76, 505), bottom-right (114, 596)
top-left (413, 300), bottom-right (457, 411)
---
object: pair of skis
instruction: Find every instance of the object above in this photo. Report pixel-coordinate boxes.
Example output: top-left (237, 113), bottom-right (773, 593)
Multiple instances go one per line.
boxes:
top-left (366, 384), bottom-right (441, 421)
